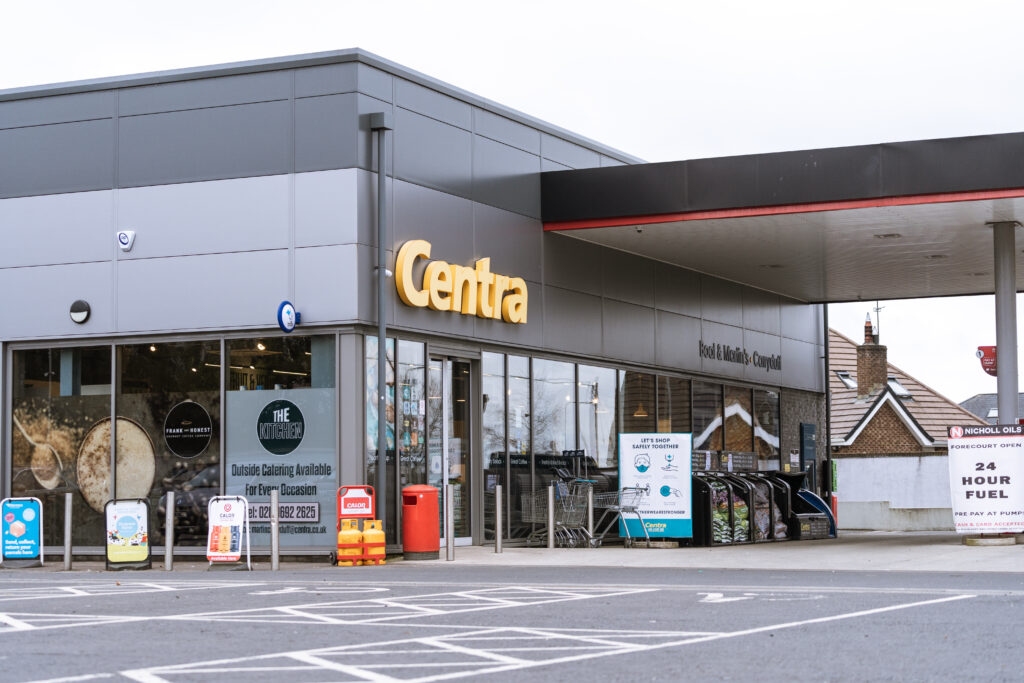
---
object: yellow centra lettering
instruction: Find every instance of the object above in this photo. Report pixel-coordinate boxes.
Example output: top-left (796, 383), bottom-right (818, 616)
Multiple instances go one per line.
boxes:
top-left (502, 277), bottom-right (528, 324)
top-left (475, 258), bottom-right (495, 318)
top-left (393, 240), bottom-right (527, 324)
top-left (425, 261), bottom-right (452, 311)
top-left (450, 264), bottom-right (478, 315)
top-left (491, 275), bottom-right (509, 320)
top-left (395, 240), bottom-right (430, 307)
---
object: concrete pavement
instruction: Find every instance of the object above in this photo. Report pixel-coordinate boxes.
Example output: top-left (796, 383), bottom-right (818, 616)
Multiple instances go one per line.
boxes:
top-left (19, 530), bottom-right (1023, 575)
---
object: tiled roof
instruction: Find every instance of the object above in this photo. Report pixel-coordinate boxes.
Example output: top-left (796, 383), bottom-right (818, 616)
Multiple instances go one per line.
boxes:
top-left (959, 393), bottom-right (1024, 424)
top-left (829, 328), bottom-right (986, 447)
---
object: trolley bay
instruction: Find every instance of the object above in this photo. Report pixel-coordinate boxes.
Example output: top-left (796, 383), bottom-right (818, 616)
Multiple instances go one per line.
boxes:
top-left (2, 561), bottom-right (1022, 682)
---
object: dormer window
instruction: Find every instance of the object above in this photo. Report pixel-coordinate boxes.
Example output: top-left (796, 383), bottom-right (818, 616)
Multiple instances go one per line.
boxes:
top-left (835, 371), bottom-right (857, 390)
top-left (888, 376), bottom-right (911, 398)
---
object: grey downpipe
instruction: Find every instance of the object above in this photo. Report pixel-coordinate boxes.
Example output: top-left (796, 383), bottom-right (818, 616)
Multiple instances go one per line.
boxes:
top-left (494, 484), bottom-right (503, 554)
top-left (370, 112), bottom-right (393, 534)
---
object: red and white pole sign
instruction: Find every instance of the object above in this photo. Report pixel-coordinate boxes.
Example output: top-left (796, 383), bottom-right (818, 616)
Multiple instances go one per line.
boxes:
top-left (976, 346), bottom-right (997, 377)
top-left (947, 424), bottom-right (1024, 533)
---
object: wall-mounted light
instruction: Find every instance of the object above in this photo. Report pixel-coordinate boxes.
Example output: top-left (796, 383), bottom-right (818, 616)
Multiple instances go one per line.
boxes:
top-left (69, 300), bottom-right (91, 324)
top-left (257, 342), bottom-right (266, 351)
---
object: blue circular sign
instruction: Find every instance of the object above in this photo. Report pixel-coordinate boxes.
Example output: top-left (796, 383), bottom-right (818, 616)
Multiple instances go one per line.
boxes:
top-left (277, 301), bottom-right (297, 333)
top-left (116, 515), bottom-right (139, 537)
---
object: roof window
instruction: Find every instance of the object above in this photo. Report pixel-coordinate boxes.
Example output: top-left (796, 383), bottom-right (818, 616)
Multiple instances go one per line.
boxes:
top-left (888, 376), bottom-right (912, 398)
top-left (835, 371), bottom-right (857, 390)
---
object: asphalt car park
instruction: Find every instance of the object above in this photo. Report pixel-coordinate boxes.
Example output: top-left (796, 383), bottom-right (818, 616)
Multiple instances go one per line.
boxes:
top-left (0, 563), bottom-right (1020, 682)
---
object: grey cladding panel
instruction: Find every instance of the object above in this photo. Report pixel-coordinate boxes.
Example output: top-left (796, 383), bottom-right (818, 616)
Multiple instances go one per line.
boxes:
top-left (0, 261), bottom-right (114, 339)
top-left (474, 278), bottom-right (543, 350)
top-left (118, 101), bottom-right (291, 187)
top-left (117, 175), bottom-right (290, 258)
top-left (0, 190), bottom-right (113, 267)
top-left (781, 337), bottom-right (823, 391)
top-left (603, 249), bottom-right (653, 307)
top-left (119, 71), bottom-right (291, 116)
top-left (393, 180), bottom-right (474, 267)
top-left (542, 134), bottom-right (601, 169)
top-left (295, 169), bottom-right (360, 248)
top-left (395, 79), bottom-right (471, 130)
top-left (117, 250), bottom-right (288, 332)
top-left (701, 276), bottom-right (743, 326)
top-left (393, 108), bottom-right (472, 199)
top-left (472, 136), bottom-right (540, 218)
top-left (543, 286), bottom-right (602, 357)
top-left (543, 233), bottom-right (601, 295)
top-left (654, 262), bottom-right (700, 317)
top-left (603, 300), bottom-right (655, 364)
top-left (656, 310), bottom-right (701, 372)
top-left (782, 301), bottom-right (821, 343)
top-left (295, 94), bottom-right (359, 173)
top-left (542, 159), bottom-right (571, 172)
top-left (474, 109), bottom-right (541, 155)
top-left (601, 156), bottom-right (626, 167)
top-left (473, 203), bottom-right (543, 283)
top-left (0, 91), bottom-right (114, 129)
top-left (0, 119), bottom-right (114, 199)
top-left (294, 63), bottom-right (359, 98)
top-left (295, 245), bottom-right (360, 323)
top-left (742, 288), bottom-right (781, 335)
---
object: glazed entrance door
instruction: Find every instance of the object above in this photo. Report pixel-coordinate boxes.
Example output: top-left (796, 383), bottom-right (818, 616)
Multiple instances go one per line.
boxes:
top-left (427, 357), bottom-right (473, 545)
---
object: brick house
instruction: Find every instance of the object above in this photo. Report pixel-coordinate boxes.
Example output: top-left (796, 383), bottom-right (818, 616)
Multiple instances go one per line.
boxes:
top-left (829, 316), bottom-right (985, 529)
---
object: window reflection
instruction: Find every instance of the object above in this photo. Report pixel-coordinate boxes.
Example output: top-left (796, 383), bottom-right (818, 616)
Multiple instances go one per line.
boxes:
top-left (657, 376), bottom-right (691, 434)
top-left (754, 389), bottom-right (781, 469)
top-left (11, 347), bottom-right (111, 546)
top-left (692, 381), bottom-right (723, 451)
top-left (724, 385), bottom-right (753, 453)
top-left (619, 371), bottom-right (656, 434)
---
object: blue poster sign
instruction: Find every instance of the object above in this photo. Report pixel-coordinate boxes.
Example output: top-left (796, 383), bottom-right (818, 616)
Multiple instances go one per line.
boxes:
top-left (2, 497), bottom-right (43, 563)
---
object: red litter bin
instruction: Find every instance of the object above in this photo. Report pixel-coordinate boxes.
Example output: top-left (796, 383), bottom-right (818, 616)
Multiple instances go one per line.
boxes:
top-left (402, 485), bottom-right (440, 560)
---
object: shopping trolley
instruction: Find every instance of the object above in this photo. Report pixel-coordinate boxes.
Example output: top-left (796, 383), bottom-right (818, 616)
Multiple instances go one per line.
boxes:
top-left (592, 486), bottom-right (651, 547)
top-left (520, 482), bottom-right (594, 548)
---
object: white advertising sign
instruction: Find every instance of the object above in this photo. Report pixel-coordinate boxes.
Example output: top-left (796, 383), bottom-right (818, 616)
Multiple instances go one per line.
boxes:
top-left (207, 496), bottom-right (251, 567)
top-left (618, 433), bottom-right (693, 537)
top-left (947, 424), bottom-right (1024, 534)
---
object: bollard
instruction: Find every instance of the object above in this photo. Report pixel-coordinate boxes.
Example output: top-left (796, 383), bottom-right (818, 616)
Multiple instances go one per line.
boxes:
top-left (164, 491), bottom-right (175, 571)
top-left (547, 483), bottom-right (555, 549)
top-left (587, 485), bottom-right (594, 544)
top-left (445, 485), bottom-right (455, 561)
top-left (494, 484), bottom-right (503, 554)
top-left (63, 492), bottom-right (73, 571)
top-left (270, 488), bottom-right (280, 571)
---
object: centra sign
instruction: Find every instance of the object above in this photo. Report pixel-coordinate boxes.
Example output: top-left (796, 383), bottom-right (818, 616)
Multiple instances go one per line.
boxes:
top-left (395, 240), bottom-right (528, 324)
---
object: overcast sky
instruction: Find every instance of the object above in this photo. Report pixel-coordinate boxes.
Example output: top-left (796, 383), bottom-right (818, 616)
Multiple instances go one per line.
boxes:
top-left (4, 0), bottom-right (1022, 404)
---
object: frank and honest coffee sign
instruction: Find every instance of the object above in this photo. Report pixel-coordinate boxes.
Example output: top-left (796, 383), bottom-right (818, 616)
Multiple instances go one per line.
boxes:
top-left (164, 401), bottom-right (213, 458)
top-left (698, 340), bottom-right (782, 373)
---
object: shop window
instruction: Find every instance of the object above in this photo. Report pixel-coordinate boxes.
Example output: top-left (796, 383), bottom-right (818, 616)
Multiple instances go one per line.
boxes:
top-left (225, 335), bottom-right (337, 549)
top-left (619, 371), bottom-right (656, 435)
top-left (118, 341), bottom-right (220, 547)
top-left (506, 355), bottom-right (531, 538)
top-left (692, 381), bottom-right (723, 451)
top-left (365, 336), bottom-right (395, 538)
top-left (578, 364), bottom-right (617, 477)
top-left (724, 385), bottom-right (754, 453)
top-left (481, 352), bottom-right (505, 541)
top-left (533, 359), bottom-right (577, 485)
top-left (754, 389), bottom-right (781, 469)
top-left (657, 376), bottom-right (691, 434)
top-left (11, 347), bottom-right (111, 546)
top-left (398, 341), bottom-right (427, 492)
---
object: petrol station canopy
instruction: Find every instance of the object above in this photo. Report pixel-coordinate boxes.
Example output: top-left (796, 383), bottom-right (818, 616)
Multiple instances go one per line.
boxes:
top-left (541, 132), bottom-right (1024, 304)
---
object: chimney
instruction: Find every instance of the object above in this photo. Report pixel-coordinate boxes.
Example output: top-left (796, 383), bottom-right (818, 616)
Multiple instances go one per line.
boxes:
top-left (857, 313), bottom-right (888, 398)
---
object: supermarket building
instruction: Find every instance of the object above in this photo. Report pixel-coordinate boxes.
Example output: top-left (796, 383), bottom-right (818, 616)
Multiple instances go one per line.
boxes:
top-left (1, 49), bottom-right (1020, 554)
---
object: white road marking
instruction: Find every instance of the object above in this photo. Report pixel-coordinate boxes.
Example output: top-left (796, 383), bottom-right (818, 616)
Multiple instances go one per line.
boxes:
top-left (115, 592), bottom-right (976, 682)
top-left (0, 613), bottom-right (36, 630)
top-left (28, 675), bottom-right (114, 683)
top-left (697, 591), bottom-right (754, 603)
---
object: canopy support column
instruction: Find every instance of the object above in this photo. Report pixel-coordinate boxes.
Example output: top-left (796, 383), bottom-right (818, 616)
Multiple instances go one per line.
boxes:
top-left (992, 221), bottom-right (1020, 423)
